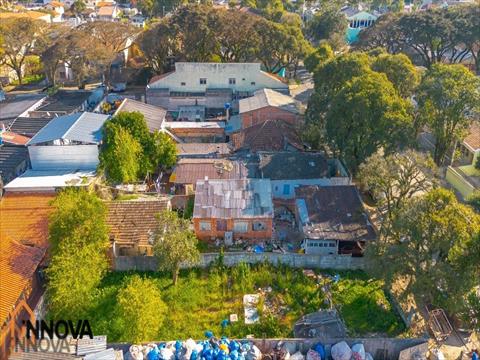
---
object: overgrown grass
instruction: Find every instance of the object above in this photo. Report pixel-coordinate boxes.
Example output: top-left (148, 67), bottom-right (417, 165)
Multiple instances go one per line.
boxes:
top-left (85, 264), bottom-right (404, 342)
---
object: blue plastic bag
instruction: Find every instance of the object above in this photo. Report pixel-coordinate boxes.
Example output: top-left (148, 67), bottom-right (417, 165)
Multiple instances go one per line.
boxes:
top-left (313, 343), bottom-right (325, 360)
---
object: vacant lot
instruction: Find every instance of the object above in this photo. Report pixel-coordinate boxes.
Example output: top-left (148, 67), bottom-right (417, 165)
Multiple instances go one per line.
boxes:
top-left (86, 263), bottom-right (404, 342)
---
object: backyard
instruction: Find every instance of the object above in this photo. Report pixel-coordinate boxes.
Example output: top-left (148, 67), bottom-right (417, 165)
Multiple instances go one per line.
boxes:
top-left (86, 263), bottom-right (405, 342)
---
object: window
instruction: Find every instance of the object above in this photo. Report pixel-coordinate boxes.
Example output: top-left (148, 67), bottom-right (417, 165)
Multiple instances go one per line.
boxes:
top-left (253, 222), bottom-right (267, 231)
top-left (200, 78), bottom-right (207, 85)
top-left (181, 82), bottom-right (186, 86)
top-left (229, 78), bottom-right (236, 85)
top-left (233, 221), bottom-right (248, 233)
top-left (199, 221), bottom-right (211, 231)
top-left (329, 243), bottom-right (336, 247)
top-left (250, 81), bottom-right (256, 86)
top-left (282, 184), bottom-right (290, 195)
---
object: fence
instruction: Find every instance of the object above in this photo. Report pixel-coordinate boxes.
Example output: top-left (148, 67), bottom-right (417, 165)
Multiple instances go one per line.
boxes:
top-left (114, 252), bottom-right (366, 271)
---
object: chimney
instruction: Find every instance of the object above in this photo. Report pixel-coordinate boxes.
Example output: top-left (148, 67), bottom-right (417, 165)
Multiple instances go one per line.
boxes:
top-left (204, 176), bottom-right (209, 196)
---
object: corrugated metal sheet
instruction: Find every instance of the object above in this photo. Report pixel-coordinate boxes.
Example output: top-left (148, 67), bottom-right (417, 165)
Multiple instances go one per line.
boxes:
top-left (29, 145), bottom-right (100, 170)
top-left (114, 99), bottom-right (166, 133)
top-left (239, 89), bottom-right (299, 114)
top-left (28, 112), bottom-right (109, 145)
top-left (193, 179), bottom-right (273, 219)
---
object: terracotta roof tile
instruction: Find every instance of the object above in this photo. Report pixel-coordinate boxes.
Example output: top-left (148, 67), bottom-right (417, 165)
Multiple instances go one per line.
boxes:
top-left (232, 119), bottom-right (303, 152)
top-left (171, 159), bottom-right (247, 185)
top-left (0, 193), bottom-right (54, 324)
top-left (464, 122), bottom-right (480, 151)
top-left (106, 198), bottom-right (170, 246)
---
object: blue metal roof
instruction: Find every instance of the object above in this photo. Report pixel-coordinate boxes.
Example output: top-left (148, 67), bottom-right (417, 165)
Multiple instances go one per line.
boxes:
top-left (27, 112), bottom-right (109, 145)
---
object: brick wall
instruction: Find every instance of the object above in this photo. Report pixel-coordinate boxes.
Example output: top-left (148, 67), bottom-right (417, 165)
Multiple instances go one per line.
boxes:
top-left (193, 218), bottom-right (273, 241)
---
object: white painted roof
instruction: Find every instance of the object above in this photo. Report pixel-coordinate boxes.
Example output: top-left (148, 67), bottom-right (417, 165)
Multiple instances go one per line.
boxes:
top-left (4, 169), bottom-right (96, 192)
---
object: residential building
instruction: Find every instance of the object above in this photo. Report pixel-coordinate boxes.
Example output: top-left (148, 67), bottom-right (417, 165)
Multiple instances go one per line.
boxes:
top-left (44, 1), bottom-right (64, 22)
top-left (0, 146), bottom-right (29, 191)
top-left (170, 158), bottom-right (247, 195)
top-left (255, 152), bottom-right (350, 199)
top-left (238, 89), bottom-right (302, 130)
top-left (176, 143), bottom-right (231, 158)
top-left (232, 119), bottom-right (303, 153)
top-left (113, 98), bottom-right (167, 133)
top-left (107, 197), bottom-right (171, 257)
top-left (26, 112), bottom-right (109, 171)
top-left (193, 178), bottom-right (274, 242)
top-left (163, 121), bottom-right (226, 143)
top-left (0, 193), bottom-right (54, 358)
top-left (295, 185), bottom-right (376, 256)
top-left (146, 62), bottom-right (289, 111)
top-left (4, 117), bottom-right (53, 138)
top-left (0, 131), bottom-right (30, 146)
top-left (446, 123), bottom-right (480, 199)
top-left (97, 5), bottom-right (119, 20)
top-left (0, 94), bottom-right (46, 126)
top-left (342, 7), bottom-right (378, 43)
top-left (29, 90), bottom-right (95, 118)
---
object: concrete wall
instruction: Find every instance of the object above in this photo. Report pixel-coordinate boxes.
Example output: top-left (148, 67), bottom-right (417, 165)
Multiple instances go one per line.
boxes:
top-left (28, 145), bottom-right (99, 170)
top-left (114, 252), bottom-right (366, 271)
top-left (446, 166), bottom-right (476, 199)
top-left (148, 63), bottom-right (288, 93)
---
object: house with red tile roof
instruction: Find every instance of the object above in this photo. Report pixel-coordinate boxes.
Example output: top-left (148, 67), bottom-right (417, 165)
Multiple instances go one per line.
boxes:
top-left (0, 193), bottom-right (54, 357)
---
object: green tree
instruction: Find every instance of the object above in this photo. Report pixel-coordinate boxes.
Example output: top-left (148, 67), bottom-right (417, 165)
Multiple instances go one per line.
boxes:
top-left (304, 42), bottom-right (333, 73)
top-left (153, 131), bottom-right (177, 170)
top-left (368, 189), bottom-right (480, 314)
top-left (307, 5), bottom-right (348, 49)
top-left (467, 190), bottom-right (480, 213)
top-left (325, 71), bottom-right (414, 172)
top-left (358, 150), bottom-right (437, 222)
top-left (71, 0), bottom-right (87, 15)
top-left (116, 275), bottom-right (166, 342)
top-left (99, 125), bottom-right (142, 183)
top-left (370, 52), bottom-right (419, 97)
top-left (0, 18), bottom-right (47, 84)
top-left (153, 210), bottom-right (200, 285)
top-left (46, 188), bottom-right (110, 318)
top-left (416, 64), bottom-right (480, 165)
top-left (108, 111), bottom-right (155, 176)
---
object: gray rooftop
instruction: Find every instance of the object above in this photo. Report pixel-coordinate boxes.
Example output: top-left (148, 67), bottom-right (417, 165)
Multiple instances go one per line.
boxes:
top-left (258, 152), bottom-right (329, 180)
top-left (193, 179), bottom-right (273, 219)
top-left (5, 117), bottom-right (53, 137)
top-left (35, 90), bottom-right (92, 113)
top-left (0, 145), bottom-right (28, 181)
top-left (239, 89), bottom-right (300, 114)
top-left (0, 94), bottom-right (45, 121)
top-left (28, 112), bottom-right (109, 145)
top-left (114, 98), bottom-right (166, 133)
top-left (176, 143), bottom-right (231, 157)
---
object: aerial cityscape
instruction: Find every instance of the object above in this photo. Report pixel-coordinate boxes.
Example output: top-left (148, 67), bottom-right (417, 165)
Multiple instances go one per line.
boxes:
top-left (0, 0), bottom-right (479, 358)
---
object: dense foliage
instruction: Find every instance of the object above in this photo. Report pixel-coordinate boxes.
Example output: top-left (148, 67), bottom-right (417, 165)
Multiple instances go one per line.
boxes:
top-left (138, 5), bottom-right (311, 75)
top-left (99, 111), bottom-right (177, 183)
top-left (367, 188), bottom-right (480, 316)
top-left (46, 188), bottom-right (110, 319)
top-left (358, 5), bottom-right (480, 72)
top-left (84, 265), bottom-right (404, 342)
top-left (153, 210), bottom-right (200, 285)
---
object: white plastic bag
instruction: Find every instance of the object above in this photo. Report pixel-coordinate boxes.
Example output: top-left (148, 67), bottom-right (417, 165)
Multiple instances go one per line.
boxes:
top-left (351, 344), bottom-right (366, 360)
top-left (331, 341), bottom-right (352, 360)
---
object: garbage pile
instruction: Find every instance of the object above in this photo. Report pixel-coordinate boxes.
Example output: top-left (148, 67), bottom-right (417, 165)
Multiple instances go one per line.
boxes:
top-left (127, 335), bottom-right (373, 360)
top-left (128, 335), bottom-right (263, 360)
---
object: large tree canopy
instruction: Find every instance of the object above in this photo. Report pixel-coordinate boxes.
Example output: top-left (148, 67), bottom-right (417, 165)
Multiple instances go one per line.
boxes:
top-left (46, 189), bottom-right (110, 319)
top-left (325, 71), bottom-right (413, 172)
top-left (368, 188), bottom-right (480, 314)
top-left (358, 5), bottom-right (480, 72)
top-left (137, 5), bottom-right (310, 75)
top-left (416, 63), bottom-right (480, 165)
